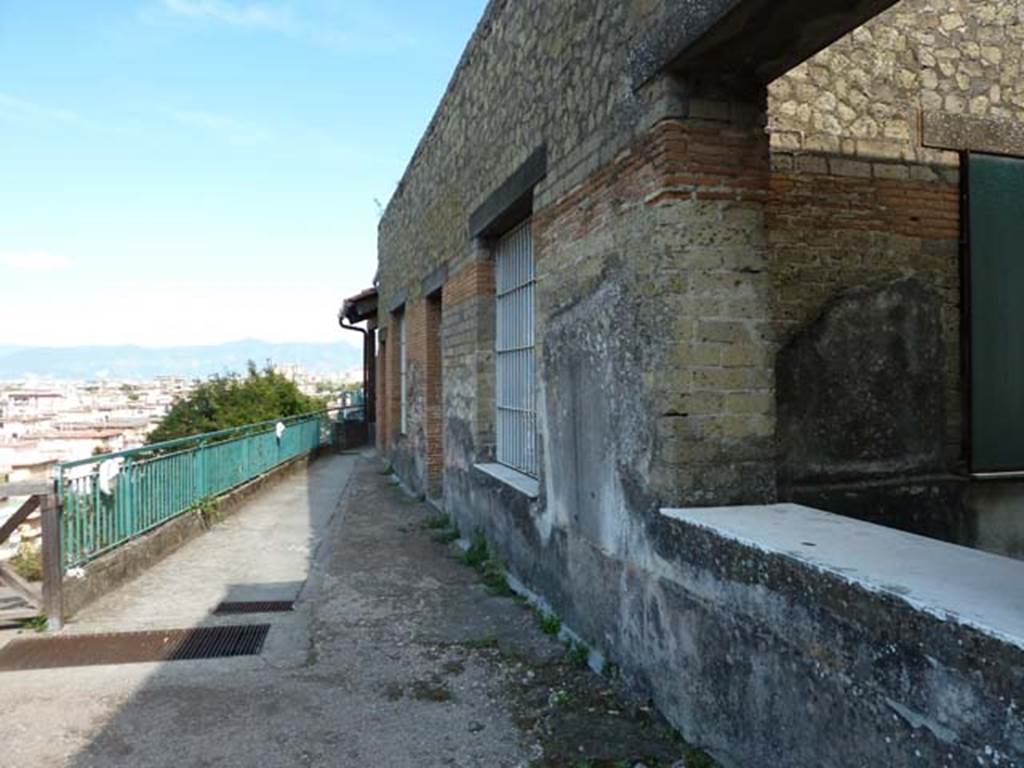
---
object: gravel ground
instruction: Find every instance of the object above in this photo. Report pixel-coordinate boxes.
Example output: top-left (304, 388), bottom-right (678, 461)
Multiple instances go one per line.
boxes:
top-left (1, 453), bottom-right (712, 768)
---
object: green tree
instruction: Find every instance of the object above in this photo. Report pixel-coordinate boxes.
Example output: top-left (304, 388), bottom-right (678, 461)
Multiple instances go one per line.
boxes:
top-left (147, 362), bottom-right (326, 444)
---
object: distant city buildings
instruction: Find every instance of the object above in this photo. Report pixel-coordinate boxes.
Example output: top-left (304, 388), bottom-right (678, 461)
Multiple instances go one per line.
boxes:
top-left (0, 366), bottom-right (357, 483)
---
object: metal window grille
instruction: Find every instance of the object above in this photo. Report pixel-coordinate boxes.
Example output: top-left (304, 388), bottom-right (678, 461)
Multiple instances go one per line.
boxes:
top-left (495, 221), bottom-right (537, 477)
top-left (398, 312), bottom-right (407, 435)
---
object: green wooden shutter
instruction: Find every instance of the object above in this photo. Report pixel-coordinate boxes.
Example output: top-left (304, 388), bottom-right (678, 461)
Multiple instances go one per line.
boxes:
top-left (969, 153), bottom-right (1024, 473)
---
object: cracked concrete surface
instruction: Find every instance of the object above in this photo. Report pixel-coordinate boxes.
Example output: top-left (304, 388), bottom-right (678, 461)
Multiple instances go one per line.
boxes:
top-left (1, 453), bottom-right (689, 768)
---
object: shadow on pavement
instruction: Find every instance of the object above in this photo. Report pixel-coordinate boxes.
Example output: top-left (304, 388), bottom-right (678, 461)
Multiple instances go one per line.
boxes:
top-left (10, 452), bottom-right (693, 768)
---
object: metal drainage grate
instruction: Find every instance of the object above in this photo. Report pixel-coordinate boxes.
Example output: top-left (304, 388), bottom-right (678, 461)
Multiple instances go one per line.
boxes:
top-left (214, 600), bottom-right (295, 616)
top-left (0, 624), bottom-right (270, 672)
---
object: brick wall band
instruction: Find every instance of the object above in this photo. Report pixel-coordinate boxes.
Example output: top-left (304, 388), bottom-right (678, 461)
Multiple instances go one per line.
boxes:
top-left (442, 255), bottom-right (497, 480)
top-left (375, 339), bottom-right (387, 451)
top-left (425, 294), bottom-right (444, 495)
top-left (444, 260), bottom-right (495, 308)
top-left (767, 159), bottom-right (962, 460)
top-left (389, 110), bottom-right (965, 502)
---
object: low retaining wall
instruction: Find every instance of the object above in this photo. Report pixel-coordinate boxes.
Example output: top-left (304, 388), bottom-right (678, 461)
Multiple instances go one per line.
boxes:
top-left (446, 455), bottom-right (1024, 766)
top-left (62, 449), bottom-right (323, 619)
top-left (643, 504), bottom-right (1024, 767)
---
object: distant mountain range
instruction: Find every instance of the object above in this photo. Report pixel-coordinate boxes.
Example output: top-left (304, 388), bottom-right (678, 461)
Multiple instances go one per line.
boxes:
top-left (0, 340), bottom-right (362, 380)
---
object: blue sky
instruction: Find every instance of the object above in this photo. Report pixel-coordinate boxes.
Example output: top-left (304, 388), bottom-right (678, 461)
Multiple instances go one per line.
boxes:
top-left (0, 0), bottom-right (485, 348)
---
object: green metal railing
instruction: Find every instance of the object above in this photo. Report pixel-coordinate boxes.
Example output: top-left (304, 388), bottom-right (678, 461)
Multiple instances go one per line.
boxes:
top-left (56, 411), bottom-right (338, 571)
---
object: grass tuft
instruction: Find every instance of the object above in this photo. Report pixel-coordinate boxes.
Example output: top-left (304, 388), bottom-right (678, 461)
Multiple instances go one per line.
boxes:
top-left (480, 553), bottom-right (513, 596)
top-left (409, 680), bottom-right (452, 702)
top-left (422, 512), bottom-right (450, 530)
top-left (458, 533), bottom-right (489, 568)
top-left (461, 634), bottom-right (499, 650)
top-left (548, 689), bottom-right (574, 707)
top-left (433, 526), bottom-right (461, 544)
top-left (10, 547), bottom-right (42, 582)
top-left (458, 533), bottom-right (512, 595)
top-left (188, 496), bottom-right (219, 528)
top-left (566, 640), bottom-right (590, 669)
top-left (22, 615), bottom-right (47, 632)
top-left (683, 747), bottom-right (717, 768)
top-left (535, 608), bottom-right (561, 636)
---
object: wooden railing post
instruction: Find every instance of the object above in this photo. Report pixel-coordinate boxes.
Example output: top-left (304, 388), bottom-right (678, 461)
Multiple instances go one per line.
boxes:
top-left (41, 492), bottom-right (64, 631)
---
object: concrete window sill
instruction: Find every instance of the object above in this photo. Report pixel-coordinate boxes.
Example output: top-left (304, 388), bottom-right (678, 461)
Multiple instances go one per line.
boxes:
top-left (474, 463), bottom-right (540, 499)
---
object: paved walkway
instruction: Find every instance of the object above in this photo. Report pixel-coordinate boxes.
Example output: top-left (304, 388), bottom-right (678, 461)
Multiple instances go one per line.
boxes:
top-left (1, 453), bottom-right (690, 768)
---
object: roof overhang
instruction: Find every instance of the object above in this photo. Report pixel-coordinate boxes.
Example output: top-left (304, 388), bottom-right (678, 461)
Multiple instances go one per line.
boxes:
top-left (339, 287), bottom-right (379, 326)
top-left (634, 0), bottom-right (901, 88)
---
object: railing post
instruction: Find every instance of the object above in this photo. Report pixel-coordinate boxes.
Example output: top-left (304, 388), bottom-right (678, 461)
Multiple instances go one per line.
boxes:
top-left (197, 439), bottom-right (207, 499)
top-left (122, 457), bottom-right (134, 542)
top-left (41, 492), bottom-right (64, 632)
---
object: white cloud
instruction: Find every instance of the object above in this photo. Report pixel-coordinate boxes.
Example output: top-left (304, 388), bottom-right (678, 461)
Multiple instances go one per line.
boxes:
top-left (168, 109), bottom-right (269, 144)
top-left (151, 0), bottom-right (413, 54)
top-left (0, 252), bottom-right (72, 271)
top-left (159, 0), bottom-right (282, 27)
top-left (0, 92), bottom-right (86, 127)
top-left (159, 0), bottom-right (289, 30)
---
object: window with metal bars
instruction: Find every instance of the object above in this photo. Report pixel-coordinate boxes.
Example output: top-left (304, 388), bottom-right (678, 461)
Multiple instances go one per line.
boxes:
top-left (397, 311), bottom-right (407, 435)
top-left (495, 221), bottom-right (537, 477)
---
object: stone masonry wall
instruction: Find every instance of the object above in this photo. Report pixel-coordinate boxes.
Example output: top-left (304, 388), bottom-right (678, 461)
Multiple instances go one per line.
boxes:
top-left (377, 0), bottom-right (780, 503)
top-left (375, 0), bottom-right (1022, 763)
top-left (769, 0), bottom-right (1024, 163)
top-left (380, 0), bottom-right (648, 499)
top-left (763, 0), bottom-right (1010, 469)
top-left (535, 115), bottom-right (776, 509)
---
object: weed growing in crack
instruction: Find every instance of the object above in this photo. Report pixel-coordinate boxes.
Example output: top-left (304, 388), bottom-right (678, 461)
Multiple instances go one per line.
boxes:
top-left (461, 634), bottom-right (499, 650)
top-left (566, 640), bottom-right (590, 669)
top-left (480, 553), bottom-right (513, 596)
top-left (548, 689), bottom-right (574, 707)
top-left (433, 525), bottom-right (461, 544)
top-left (535, 608), bottom-right (561, 636)
top-left (409, 679), bottom-right (452, 702)
top-left (682, 747), bottom-right (717, 768)
top-left (458, 532), bottom-right (513, 595)
top-left (423, 512), bottom-right (450, 530)
top-left (425, 512), bottom-right (460, 544)
top-left (636, 706), bottom-right (657, 730)
top-left (22, 615), bottom-right (47, 632)
top-left (459, 533), bottom-right (489, 567)
top-left (188, 496), bottom-right (219, 529)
